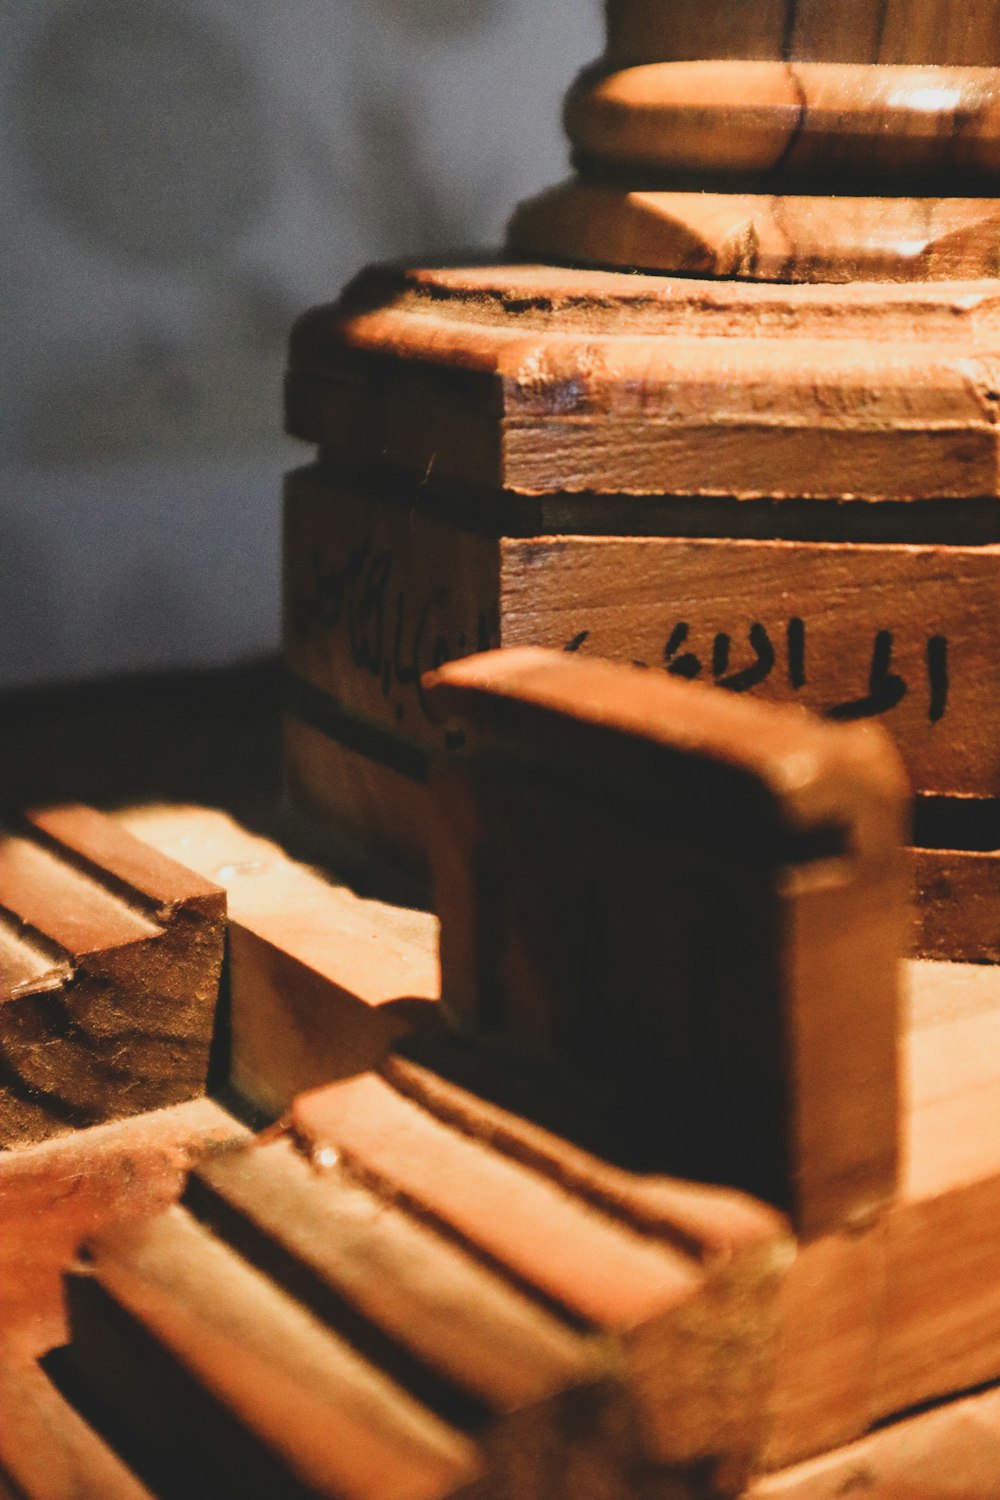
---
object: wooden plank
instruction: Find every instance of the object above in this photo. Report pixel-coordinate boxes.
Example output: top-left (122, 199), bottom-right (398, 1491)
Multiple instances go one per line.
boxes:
top-left (424, 648), bottom-right (907, 1236)
top-left (292, 1068), bottom-right (791, 1487)
top-left (606, 0), bottom-right (1000, 65)
top-left (117, 805), bottom-right (440, 1118)
top-left (0, 806), bottom-right (224, 1147)
top-left (184, 1136), bottom-right (640, 1500)
top-left (498, 535), bottom-right (1000, 800)
top-left (0, 1098), bottom-right (244, 1365)
top-left (67, 1206), bottom-right (486, 1500)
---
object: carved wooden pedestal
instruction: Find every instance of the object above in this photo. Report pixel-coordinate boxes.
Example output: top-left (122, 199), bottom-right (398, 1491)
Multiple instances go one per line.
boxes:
top-left (283, 1), bottom-right (1000, 952)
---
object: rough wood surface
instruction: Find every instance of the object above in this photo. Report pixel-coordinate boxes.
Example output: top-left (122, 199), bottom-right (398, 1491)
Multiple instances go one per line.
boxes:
top-left (606, 0), bottom-right (1000, 68)
top-left (509, 184), bottom-right (1000, 283)
top-left (567, 61), bottom-right (1000, 187)
top-left (0, 806), bottom-right (224, 1146)
top-left (67, 1206), bottom-right (485, 1500)
top-left (116, 805), bottom-right (439, 1118)
top-left (292, 1068), bottom-right (791, 1493)
top-left (424, 648), bottom-right (908, 1238)
top-left (287, 265), bottom-right (1000, 501)
top-left (915, 844), bottom-right (1000, 962)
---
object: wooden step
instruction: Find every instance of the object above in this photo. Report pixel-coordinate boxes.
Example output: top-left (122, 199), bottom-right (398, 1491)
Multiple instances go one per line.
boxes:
top-left (65, 1205), bottom-right (487, 1500)
top-left (0, 806), bottom-right (225, 1146)
top-left (184, 1135), bottom-right (642, 1500)
top-left (290, 1068), bottom-right (791, 1494)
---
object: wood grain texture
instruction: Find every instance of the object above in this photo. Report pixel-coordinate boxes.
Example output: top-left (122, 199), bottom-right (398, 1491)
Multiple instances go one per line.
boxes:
top-left (292, 1068), bottom-right (791, 1493)
top-left (288, 265), bottom-right (1000, 501)
top-left (764, 958), bottom-right (1000, 1468)
top-left (68, 1206), bottom-right (486, 1500)
top-left (606, 0), bottom-right (1000, 66)
top-left (0, 1098), bottom-right (243, 1365)
top-left (567, 62), bottom-right (1000, 186)
top-left (184, 1136), bottom-right (643, 1500)
top-left (116, 805), bottom-right (439, 1118)
top-left (0, 806), bottom-right (224, 1146)
top-left (496, 535), bottom-right (1000, 800)
top-left (424, 649), bottom-right (909, 1238)
top-left (509, 184), bottom-right (1000, 283)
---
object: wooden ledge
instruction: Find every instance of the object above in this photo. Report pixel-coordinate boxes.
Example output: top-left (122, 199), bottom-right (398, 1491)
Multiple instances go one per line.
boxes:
top-left (509, 183), bottom-right (1000, 283)
top-left (567, 61), bottom-right (1000, 185)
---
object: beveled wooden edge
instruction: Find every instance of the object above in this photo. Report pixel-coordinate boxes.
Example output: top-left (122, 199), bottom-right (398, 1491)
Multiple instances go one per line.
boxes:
top-left (289, 261), bottom-right (1000, 356)
top-left (509, 182), bottom-right (1000, 283)
top-left (566, 60), bottom-right (1000, 182)
top-left (423, 647), bottom-right (910, 859)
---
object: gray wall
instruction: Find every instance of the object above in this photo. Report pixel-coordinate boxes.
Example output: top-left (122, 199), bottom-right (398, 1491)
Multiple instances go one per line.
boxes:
top-left (2, 0), bottom-right (602, 687)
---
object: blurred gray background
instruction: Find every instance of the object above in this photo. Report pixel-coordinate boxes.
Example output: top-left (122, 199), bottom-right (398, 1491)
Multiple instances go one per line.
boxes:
top-left (2, 0), bottom-right (602, 688)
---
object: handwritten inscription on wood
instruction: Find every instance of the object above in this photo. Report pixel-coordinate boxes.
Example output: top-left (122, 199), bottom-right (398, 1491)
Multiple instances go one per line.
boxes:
top-left (284, 467), bottom-right (500, 752)
top-left (502, 537), bottom-right (999, 798)
top-left (285, 471), bottom-right (999, 798)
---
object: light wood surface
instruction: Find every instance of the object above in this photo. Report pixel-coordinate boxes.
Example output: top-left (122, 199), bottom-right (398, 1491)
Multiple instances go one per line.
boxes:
top-left (764, 956), bottom-right (1000, 1467)
top-left (117, 805), bottom-right (439, 1119)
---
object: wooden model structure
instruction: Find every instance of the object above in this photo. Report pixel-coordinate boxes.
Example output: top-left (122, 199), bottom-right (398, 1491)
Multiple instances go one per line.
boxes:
top-left (4, 1), bottom-right (1000, 1495)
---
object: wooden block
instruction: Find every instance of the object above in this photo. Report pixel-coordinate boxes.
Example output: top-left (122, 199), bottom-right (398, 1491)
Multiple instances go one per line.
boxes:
top-left (0, 1358), bottom-right (153, 1500)
top-left (764, 957), bottom-right (1000, 1468)
top-left (116, 805), bottom-right (439, 1118)
top-left (0, 806), bottom-right (225, 1146)
top-left (282, 462), bottom-right (999, 877)
top-left (566, 61), bottom-right (1000, 188)
top-left (509, 184), bottom-right (1000, 283)
top-left (292, 1067), bottom-right (791, 1494)
top-left (287, 265), bottom-right (1000, 502)
top-left (423, 648), bottom-right (909, 1237)
top-left (184, 1135), bottom-right (643, 1500)
top-left (66, 1206), bottom-right (486, 1500)
top-left (746, 1379), bottom-right (1000, 1498)
top-left (606, 0), bottom-right (1000, 67)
